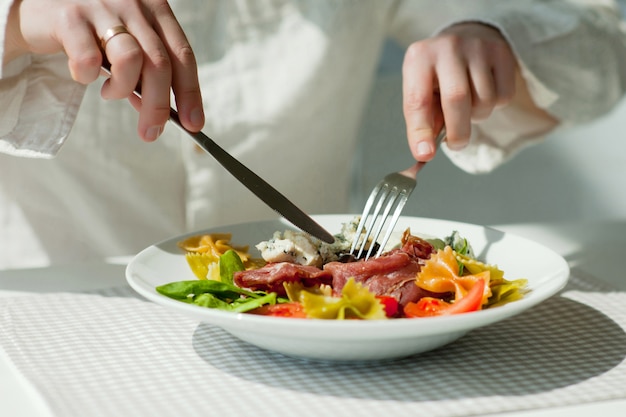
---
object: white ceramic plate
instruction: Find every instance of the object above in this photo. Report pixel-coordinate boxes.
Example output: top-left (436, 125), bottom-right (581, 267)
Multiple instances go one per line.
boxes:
top-left (126, 215), bottom-right (569, 361)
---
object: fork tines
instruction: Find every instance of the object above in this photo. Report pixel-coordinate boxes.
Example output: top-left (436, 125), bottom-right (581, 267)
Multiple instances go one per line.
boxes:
top-left (350, 172), bottom-right (416, 260)
top-left (351, 127), bottom-right (446, 261)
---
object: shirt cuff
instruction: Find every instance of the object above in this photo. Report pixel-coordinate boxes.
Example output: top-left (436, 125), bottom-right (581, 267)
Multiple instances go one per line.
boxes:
top-left (0, 53), bottom-right (85, 158)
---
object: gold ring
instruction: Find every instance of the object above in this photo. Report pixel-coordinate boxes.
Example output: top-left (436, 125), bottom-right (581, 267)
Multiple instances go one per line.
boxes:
top-left (100, 25), bottom-right (131, 49)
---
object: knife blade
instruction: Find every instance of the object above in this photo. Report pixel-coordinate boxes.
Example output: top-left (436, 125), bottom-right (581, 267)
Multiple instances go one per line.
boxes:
top-left (100, 65), bottom-right (335, 243)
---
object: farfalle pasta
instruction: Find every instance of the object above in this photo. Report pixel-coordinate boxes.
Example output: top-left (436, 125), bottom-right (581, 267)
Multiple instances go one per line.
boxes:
top-left (416, 246), bottom-right (492, 305)
top-left (177, 233), bottom-right (263, 280)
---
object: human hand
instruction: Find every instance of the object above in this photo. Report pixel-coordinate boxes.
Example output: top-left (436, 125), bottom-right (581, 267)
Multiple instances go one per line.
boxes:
top-left (402, 23), bottom-right (517, 161)
top-left (5, 0), bottom-right (204, 141)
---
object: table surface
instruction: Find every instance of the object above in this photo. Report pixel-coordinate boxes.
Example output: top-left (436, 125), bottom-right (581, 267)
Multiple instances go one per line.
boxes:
top-left (1, 221), bottom-right (625, 417)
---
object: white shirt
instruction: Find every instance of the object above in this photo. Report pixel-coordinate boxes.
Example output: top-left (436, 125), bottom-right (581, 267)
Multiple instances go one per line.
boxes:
top-left (1, 0), bottom-right (625, 269)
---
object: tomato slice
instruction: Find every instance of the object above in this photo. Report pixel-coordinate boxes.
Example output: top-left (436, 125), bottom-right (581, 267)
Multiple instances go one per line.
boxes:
top-left (404, 278), bottom-right (485, 318)
top-left (249, 302), bottom-right (307, 318)
top-left (376, 296), bottom-right (399, 318)
top-left (404, 297), bottom-right (449, 318)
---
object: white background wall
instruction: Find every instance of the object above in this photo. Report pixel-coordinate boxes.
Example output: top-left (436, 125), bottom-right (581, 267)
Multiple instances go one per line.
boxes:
top-left (351, 40), bottom-right (626, 226)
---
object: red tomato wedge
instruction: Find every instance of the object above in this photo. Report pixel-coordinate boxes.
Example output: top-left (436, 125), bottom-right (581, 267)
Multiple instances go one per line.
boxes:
top-left (404, 278), bottom-right (486, 318)
top-left (376, 296), bottom-right (399, 318)
top-left (250, 302), bottom-right (307, 318)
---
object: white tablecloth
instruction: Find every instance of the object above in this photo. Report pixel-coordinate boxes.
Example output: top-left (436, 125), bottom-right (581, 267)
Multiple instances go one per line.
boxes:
top-left (1, 267), bottom-right (625, 417)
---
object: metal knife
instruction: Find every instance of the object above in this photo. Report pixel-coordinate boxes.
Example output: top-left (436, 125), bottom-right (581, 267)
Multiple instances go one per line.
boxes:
top-left (100, 65), bottom-right (335, 243)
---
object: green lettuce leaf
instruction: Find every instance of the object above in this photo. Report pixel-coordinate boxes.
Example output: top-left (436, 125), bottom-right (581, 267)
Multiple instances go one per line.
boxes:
top-left (219, 249), bottom-right (245, 285)
top-left (155, 279), bottom-right (273, 313)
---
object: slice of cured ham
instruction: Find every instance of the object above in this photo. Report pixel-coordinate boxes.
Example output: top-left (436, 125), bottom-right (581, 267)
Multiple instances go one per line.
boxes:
top-left (324, 250), bottom-right (437, 308)
top-left (234, 230), bottom-right (442, 307)
top-left (233, 263), bottom-right (333, 296)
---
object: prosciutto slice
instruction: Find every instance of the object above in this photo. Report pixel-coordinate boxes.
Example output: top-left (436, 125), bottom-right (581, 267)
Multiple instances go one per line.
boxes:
top-left (400, 231), bottom-right (435, 260)
top-left (324, 250), bottom-right (434, 308)
top-left (233, 263), bottom-right (332, 296)
top-left (234, 230), bottom-right (441, 307)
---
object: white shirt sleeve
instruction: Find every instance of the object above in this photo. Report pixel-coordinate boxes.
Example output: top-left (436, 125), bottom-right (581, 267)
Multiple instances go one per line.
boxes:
top-left (0, 0), bottom-right (84, 158)
top-left (389, 0), bottom-right (626, 173)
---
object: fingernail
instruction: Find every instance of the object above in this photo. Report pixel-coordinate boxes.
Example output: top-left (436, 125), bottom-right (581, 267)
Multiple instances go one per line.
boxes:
top-left (146, 125), bottom-right (163, 141)
top-left (190, 107), bottom-right (204, 128)
top-left (416, 141), bottom-right (432, 156)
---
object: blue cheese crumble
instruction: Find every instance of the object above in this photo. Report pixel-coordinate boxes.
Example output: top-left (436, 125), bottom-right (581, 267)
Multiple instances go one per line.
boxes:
top-left (256, 217), bottom-right (363, 268)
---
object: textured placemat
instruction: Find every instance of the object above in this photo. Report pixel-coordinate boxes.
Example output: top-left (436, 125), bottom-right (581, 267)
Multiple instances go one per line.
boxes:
top-left (0, 272), bottom-right (625, 417)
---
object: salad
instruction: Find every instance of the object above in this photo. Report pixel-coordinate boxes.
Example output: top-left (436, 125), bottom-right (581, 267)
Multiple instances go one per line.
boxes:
top-left (156, 218), bottom-right (528, 320)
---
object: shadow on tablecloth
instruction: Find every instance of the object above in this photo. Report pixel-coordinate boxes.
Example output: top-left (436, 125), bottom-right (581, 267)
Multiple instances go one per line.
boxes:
top-left (192, 274), bottom-right (626, 403)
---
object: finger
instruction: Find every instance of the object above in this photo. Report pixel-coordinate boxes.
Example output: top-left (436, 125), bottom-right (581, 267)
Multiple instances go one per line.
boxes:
top-left (127, 92), bottom-right (142, 112)
top-left (402, 43), bottom-right (438, 162)
top-left (491, 45), bottom-right (517, 107)
top-left (99, 25), bottom-right (143, 100)
top-left (436, 52), bottom-right (472, 150)
top-left (151, 3), bottom-right (204, 132)
top-left (135, 45), bottom-right (172, 142)
top-left (63, 32), bottom-right (102, 84)
top-left (432, 94), bottom-right (445, 135)
top-left (119, 20), bottom-right (172, 142)
top-left (467, 55), bottom-right (497, 121)
top-left (55, 17), bottom-right (101, 84)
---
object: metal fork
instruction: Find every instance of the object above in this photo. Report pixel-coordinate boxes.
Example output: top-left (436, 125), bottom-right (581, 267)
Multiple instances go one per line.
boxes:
top-left (350, 127), bottom-right (447, 260)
